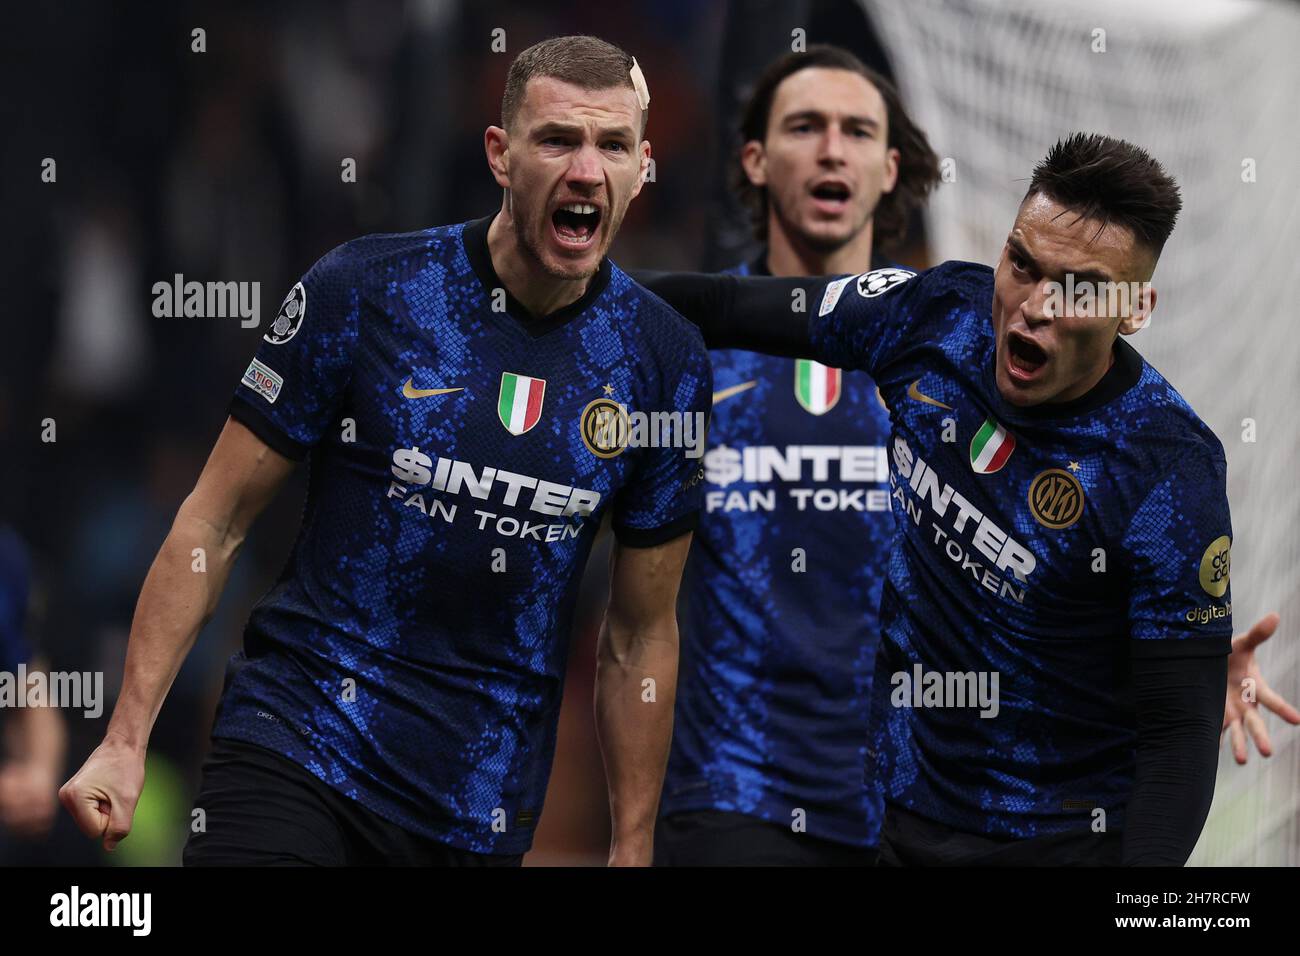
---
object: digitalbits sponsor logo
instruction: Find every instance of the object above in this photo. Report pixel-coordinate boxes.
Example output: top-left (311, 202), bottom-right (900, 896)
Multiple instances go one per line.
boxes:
top-left (1198, 535), bottom-right (1231, 597)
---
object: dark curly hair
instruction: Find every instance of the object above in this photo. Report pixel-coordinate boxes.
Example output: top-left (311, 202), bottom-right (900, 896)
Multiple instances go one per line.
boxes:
top-left (734, 45), bottom-right (939, 251)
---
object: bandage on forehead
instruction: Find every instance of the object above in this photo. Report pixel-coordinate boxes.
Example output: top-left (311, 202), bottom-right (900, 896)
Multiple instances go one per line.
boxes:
top-left (629, 57), bottom-right (650, 110)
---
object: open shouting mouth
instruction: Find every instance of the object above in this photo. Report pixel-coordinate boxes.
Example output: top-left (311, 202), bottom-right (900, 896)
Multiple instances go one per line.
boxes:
top-left (809, 178), bottom-right (852, 215)
top-left (1005, 329), bottom-right (1050, 384)
top-left (552, 201), bottom-right (603, 249)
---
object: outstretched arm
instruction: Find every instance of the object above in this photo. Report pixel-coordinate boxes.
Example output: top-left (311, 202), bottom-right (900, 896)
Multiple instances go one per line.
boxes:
top-left (59, 417), bottom-right (295, 850)
top-left (636, 264), bottom-right (941, 378)
top-left (1123, 652), bottom-right (1226, 865)
top-left (633, 270), bottom-right (827, 356)
top-left (1223, 612), bottom-right (1300, 763)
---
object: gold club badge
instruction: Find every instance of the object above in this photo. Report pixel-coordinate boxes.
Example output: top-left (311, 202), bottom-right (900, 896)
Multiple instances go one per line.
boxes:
top-left (580, 398), bottom-right (630, 459)
top-left (1028, 468), bottom-right (1085, 529)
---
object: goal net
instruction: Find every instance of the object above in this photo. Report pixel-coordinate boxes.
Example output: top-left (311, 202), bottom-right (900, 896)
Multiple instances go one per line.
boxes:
top-left (860, 0), bottom-right (1300, 865)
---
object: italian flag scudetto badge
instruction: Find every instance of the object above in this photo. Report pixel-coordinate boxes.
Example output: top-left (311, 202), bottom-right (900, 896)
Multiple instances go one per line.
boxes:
top-left (498, 372), bottom-right (546, 435)
top-left (794, 359), bottom-right (841, 415)
top-left (969, 417), bottom-right (1016, 473)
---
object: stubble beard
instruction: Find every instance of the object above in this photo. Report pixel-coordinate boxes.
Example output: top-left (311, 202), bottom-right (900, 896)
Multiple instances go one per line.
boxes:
top-left (515, 201), bottom-right (602, 282)
top-left (771, 190), bottom-right (874, 255)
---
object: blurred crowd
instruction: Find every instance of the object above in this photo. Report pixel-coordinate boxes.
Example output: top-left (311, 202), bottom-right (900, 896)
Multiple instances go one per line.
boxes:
top-left (1, 0), bottom-right (900, 865)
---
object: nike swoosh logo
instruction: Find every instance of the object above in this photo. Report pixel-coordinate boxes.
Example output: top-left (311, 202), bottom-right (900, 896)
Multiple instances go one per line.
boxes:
top-left (907, 379), bottom-right (952, 410)
top-left (712, 380), bottom-right (758, 405)
top-left (402, 377), bottom-right (464, 399)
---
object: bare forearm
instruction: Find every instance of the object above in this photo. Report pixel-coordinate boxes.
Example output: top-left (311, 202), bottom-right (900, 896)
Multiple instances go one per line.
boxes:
top-left (594, 619), bottom-right (679, 862)
top-left (107, 500), bottom-right (243, 750)
top-left (10, 692), bottom-right (66, 774)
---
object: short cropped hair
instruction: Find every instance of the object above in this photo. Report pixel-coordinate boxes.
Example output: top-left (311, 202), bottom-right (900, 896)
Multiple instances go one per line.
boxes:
top-left (1026, 133), bottom-right (1182, 256)
top-left (501, 35), bottom-right (646, 137)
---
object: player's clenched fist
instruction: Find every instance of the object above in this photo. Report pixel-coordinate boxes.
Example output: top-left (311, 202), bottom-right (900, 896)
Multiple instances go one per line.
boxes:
top-left (58, 731), bottom-right (145, 851)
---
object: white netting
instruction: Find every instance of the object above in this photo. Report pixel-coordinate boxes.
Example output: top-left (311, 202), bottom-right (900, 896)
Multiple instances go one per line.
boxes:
top-left (861, 0), bottom-right (1300, 864)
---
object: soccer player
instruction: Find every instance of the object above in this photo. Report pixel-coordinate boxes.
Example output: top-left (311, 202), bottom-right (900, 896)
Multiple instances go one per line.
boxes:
top-left (59, 35), bottom-right (711, 866)
top-left (643, 133), bottom-right (1293, 865)
top-left (656, 47), bottom-right (939, 865)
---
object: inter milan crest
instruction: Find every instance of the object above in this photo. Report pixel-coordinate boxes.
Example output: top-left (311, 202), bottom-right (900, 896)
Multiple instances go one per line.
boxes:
top-left (794, 359), bottom-right (841, 415)
top-left (580, 397), bottom-right (630, 458)
top-left (1028, 468), bottom-right (1086, 529)
top-left (265, 282), bottom-right (306, 345)
top-left (498, 372), bottom-right (546, 435)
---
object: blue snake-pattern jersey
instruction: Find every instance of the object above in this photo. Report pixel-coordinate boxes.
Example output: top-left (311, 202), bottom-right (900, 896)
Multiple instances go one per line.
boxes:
top-left (810, 262), bottom-right (1232, 837)
top-left (663, 257), bottom-right (893, 847)
top-left (214, 215), bottom-right (711, 854)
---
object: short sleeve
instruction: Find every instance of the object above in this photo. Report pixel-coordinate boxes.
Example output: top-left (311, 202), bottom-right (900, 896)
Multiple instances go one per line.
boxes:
top-left (610, 340), bottom-right (712, 548)
top-left (1122, 445), bottom-right (1233, 657)
top-left (811, 262), bottom-right (988, 376)
top-left (229, 245), bottom-right (360, 460)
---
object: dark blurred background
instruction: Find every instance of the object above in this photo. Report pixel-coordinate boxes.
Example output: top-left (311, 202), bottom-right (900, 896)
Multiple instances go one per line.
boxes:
top-left (1, 0), bottom-right (908, 865)
top-left (5, 0), bottom-right (1295, 869)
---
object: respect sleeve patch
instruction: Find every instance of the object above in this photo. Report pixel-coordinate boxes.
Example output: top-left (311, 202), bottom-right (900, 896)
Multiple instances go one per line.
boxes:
top-left (241, 357), bottom-right (284, 404)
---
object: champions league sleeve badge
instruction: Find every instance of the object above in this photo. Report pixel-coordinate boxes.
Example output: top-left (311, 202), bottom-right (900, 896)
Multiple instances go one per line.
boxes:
top-left (856, 267), bottom-right (914, 298)
top-left (265, 281), bottom-right (306, 344)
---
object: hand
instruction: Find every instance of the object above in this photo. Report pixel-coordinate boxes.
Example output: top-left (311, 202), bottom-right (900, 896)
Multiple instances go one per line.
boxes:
top-left (0, 760), bottom-right (60, 838)
top-left (58, 732), bottom-right (146, 851)
top-left (1222, 612), bottom-right (1300, 764)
